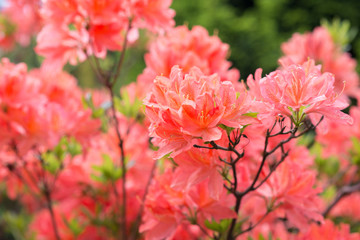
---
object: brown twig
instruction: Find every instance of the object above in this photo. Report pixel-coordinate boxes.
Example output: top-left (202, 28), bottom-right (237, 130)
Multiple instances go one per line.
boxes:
top-left (130, 160), bottom-right (157, 240)
top-left (111, 20), bottom-right (133, 87)
top-left (237, 209), bottom-right (272, 236)
top-left (323, 181), bottom-right (360, 217)
top-left (88, 18), bottom-right (133, 239)
top-left (224, 116), bottom-right (324, 240)
top-left (43, 176), bottom-right (61, 240)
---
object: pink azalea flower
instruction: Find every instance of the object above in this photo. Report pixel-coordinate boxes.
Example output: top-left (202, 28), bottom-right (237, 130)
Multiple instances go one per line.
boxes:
top-left (280, 26), bottom-right (359, 97)
top-left (140, 170), bottom-right (186, 240)
top-left (27, 67), bottom-right (101, 148)
top-left (130, 0), bottom-right (175, 33)
top-left (297, 219), bottom-right (360, 240)
top-left (0, 58), bottom-right (45, 109)
top-left (141, 169), bottom-right (235, 240)
top-left (36, 24), bottom-right (89, 71)
top-left (37, 0), bottom-right (175, 70)
top-left (259, 59), bottom-right (353, 127)
top-left (172, 145), bottom-right (224, 200)
top-left (256, 161), bottom-right (323, 230)
top-left (30, 199), bottom-right (108, 240)
top-left (136, 25), bottom-right (240, 99)
top-left (247, 68), bottom-right (264, 101)
top-left (0, 57), bottom-right (102, 152)
top-left (185, 180), bottom-right (236, 223)
top-left (315, 116), bottom-right (353, 159)
top-left (87, 22), bottom-right (127, 58)
top-left (144, 65), bottom-right (254, 158)
top-left (329, 192), bottom-right (360, 221)
top-left (167, 223), bottom-right (203, 240)
top-left (0, 0), bottom-right (42, 49)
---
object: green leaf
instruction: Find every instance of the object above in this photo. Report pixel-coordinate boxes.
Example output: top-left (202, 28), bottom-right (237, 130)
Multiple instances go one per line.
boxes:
top-left (288, 106), bottom-right (307, 127)
top-left (242, 112), bottom-right (258, 118)
top-left (63, 217), bottom-right (84, 237)
top-left (321, 18), bottom-right (357, 51)
top-left (350, 137), bottom-right (360, 166)
top-left (42, 152), bottom-right (61, 174)
top-left (204, 219), bottom-right (231, 233)
top-left (219, 124), bottom-right (235, 135)
top-left (322, 186), bottom-right (336, 201)
top-left (324, 157), bottom-right (340, 176)
top-left (258, 234), bottom-right (266, 240)
top-left (91, 154), bottom-right (122, 182)
top-left (204, 219), bottom-right (223, 232)
top-left (66, 137), bottom-right (82, 157)
top-left (2, 211), bottom-right (34, 240)
top-left (68, 23), bottom-right (77, 31)
top-left (315, 153), bottom-right (340, 177)
top-left (82, 93), bottom-right (95, 110)
top-left (114, 90), bottom-right (144, 120)
top-left (310, 142), bottom-right (323, 156)
top-left (53, 142), bottom-right (66, 161)
top-left (296, 132), bottom-right (315, 146)
top-left (90, 173), bottom-right (104, 182)
top-left (0, 15), bottom-right (17, 36)
top-left (40, 137), bottom-right (83, 174)
top-left (351, 137), bottom-right (360, 154)
top-left (92, 107), bottom-right (105, 118)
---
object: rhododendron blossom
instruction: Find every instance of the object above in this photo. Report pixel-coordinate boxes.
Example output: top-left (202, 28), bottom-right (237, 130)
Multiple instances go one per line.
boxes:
top-left (297, 219), bottom-right (360, 240)
top-left (140, 169), bottom-right (235, 240)
top-left (36, 0), bottom-right (175, 70)
top-left (280, 26), bottom-right (360, 97)
top-left (0, 0), bottom-right (42, 50)
top-left (136, 25), bottom-right (240, 98)
top-left (145, 65), bottom-right (255, 158)
top-left (316, 105), bottom-right (360, 160)
top-left (171, 144), bottom-right (225, 200)
top-left (258, 59), bottom-right (353, 126)
top-left (256, 161), bottom-right (323, 229)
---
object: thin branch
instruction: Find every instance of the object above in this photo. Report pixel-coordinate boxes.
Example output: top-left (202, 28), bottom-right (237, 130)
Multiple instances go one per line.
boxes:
top-left (130, 160), bottom-right (157, 240)
top-left (237, 210), bottom-right (271, 236)
top-left (226, 193), bottom-right (242, 240)
top-left (111, 20), bottom-right (132, 87)
top-left (225, 116), bottom-right (324, 239)
top-left (323, 165), bottom-right (352, 190)
top-left (323, 181), bottom-right (360, 217)
top-left (253, 148), bottom-right (289, 191)
top-left (86, 55), bottom-right (107, 85)
top-left (11, 142), bottom-right (39, 190)
top-left (5, 165), bottom-right (39, 197)
top-left (194, 141), bottom-right (243, 159)
top-left (198, 224), bottom-right (213, 239)
top-left (43, 178), bottom-right (61, 240)
top-left (108, 89), bottom-right (127, 239)
top-left (35, 152), bottom-right (61, 240)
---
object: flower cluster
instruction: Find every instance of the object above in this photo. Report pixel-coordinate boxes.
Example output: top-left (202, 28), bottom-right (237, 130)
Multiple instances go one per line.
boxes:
top-left (136, 25), bottom-right (240, 98)
top-left (0, 0), bottom-right (42, 50)
top-left (140, 169), bottom-right (235, 239)
top-left (0, 58), bottom-right (100, 153)
top-left (36, 0), bottom-right (175, 70)
top-left (145, 65), bottom-right (255, 158)
top-left (280, 26), bottom-right (359, 98)
top-left (248, 59), bottom-right (353, 127)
